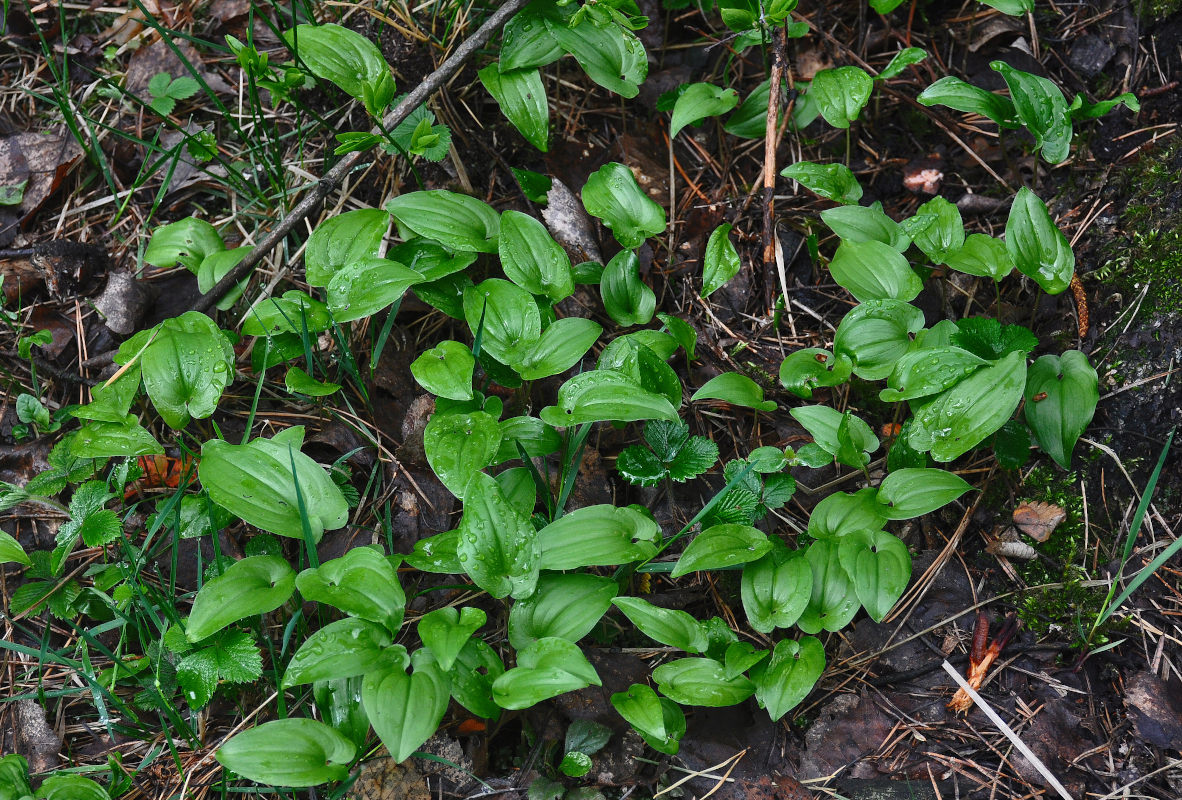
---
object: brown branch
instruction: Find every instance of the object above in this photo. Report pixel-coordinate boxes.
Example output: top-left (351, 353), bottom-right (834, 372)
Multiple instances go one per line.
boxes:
top-left (761, 23), bottom-right (789, 315)
top-left (193, 0), bottom-right (531, 314)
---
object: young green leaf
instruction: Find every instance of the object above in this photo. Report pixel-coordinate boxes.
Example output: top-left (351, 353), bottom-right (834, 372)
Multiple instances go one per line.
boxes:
top-left (144, 218), bottom-right (224, 271)
top-left (296, 546), bottom-right (405, 633)
top-left (554, 18), bottom-right (647, 98)
top-left (448, 639), bottom-right (505, 720)
top-left (837, 530), bottom-right (911, 622)
top-left (216, 718), bottom-right (356, 788)
top-left (581, 162), bottom-right (667, 248)
top-left (1024, 351), bottom-right (1098, 469)
top-left (314, 675), bottom-right (370, 749)
top-left (875, 468), bottom-right (973, 519)
top-left (701, 223), bottom-right (741, 297)
top-left (0, 530), bottom-right (31, 566)
top-left (303, 208), bottom-right (389, 286)
top-left (791, 406), bottom-right (879, 462)
top-left (463, 278), bottom-right (542, 367)
top-left (137, 312), bottom-right (234, 429)
top-left (537, 505), bottom-right (660, 570)
top-left (326, 256), bottom-right (424, 322)
top-left (810, 66), bottom-right (874, 128)
top-left (656, 312), bottom-right (698, 359)
top-left (652, 657), bottom-right (754, 707)
top-left (991, 61), bottom-right (1072, 163)
top-left (386, 191), bottom-right (500, 253)
top-left (284, 367), bottom-right (340, 397)
top-left (943, 233), bottom-right (1014, 281)
top-left (284, 23), bottom-right (391, 107)
top-left (916, 76), bottom-right (1017, 127)
top-left (796, 539), bottom-right (860, 634)
top-left (724, 78), bottom-right (775, 138)
top-left (911, 196), bottom-right (965, 264)
top-left (478, 63), bottom-right (549, 151)
top-left (879, 347), bottom-right (988, 403)
top-left (199, 429), bottom-right (350, 541)
top-left (492, 637), bottom-right (601, 709)
top-left (741, 542), bottom-right (812, 633)
top-left (670, 524), bottom-right (771, 578)
top-left (821, 203), bottom-right (909, 251)
top-left (669, 82), bottom-right (739, 138)
top-left (418, 607), bottom-right (487, 671)
top-left (412, 341), bottom-right (476, 401)
top-left (611, 597), bottom-right (709, 653)
top-left (186, 555), bottom-right (296, 642)
top-left (980, 0), bottom-right (1033, 13)
top-left (1005, 187), bottom-right (1075, 295)
top-left (749, 636), bottom-right (825, 720)
top-left (690, 373), bottom-right (776, 411)
top-left (601, 249), bottom-right (656, 326)
top-left (878, 47), bottom-right (927, 81)
top-left (197, 248), bottom-right (250, 310)
top-left (284, 619), bottom-right (396, 686)
top-left (781, 161), bottom-right (863, 204)
top-left (833, 299), bottom-right (925, 381)
top-left (779, 348), bottom-right (853, 400)
top-left (498, 209), bottom-right (574, 301)
top-left (509, 572), bottom-right (617, 649)
top-left (598, 336), bottom-right (682, 408)
top-left (539, 369), bottom-right (679, 427)
top-left (458, 472), bottom-right (540, 600)
top-left (1068, 91), bottom-right (1140, 121)
top-left (907, 350), bottom-right (1028, 462)
top-left (611, 683), bottom-right (685, 755)
top-left (241, 290), bottom-right (333, 335)
top-left (500, 0), bottom-right (568, 70)
top-left (364, 650), bottom-right (450, 762)
top-left (828, 239), bottom-right (923, 303)
top-left (423, 411), bottom-right (502, 499)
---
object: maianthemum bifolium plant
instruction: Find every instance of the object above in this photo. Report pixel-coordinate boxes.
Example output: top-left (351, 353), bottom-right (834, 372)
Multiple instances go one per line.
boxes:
top-left (0, 0), bottom-right (1137, 794)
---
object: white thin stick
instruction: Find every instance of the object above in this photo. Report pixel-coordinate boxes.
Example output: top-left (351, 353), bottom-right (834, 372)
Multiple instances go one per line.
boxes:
top-left (941, 661), bottom-right (1073, 800)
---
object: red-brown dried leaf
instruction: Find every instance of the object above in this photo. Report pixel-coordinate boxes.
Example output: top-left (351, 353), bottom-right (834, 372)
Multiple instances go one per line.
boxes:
top-left (1012, 501), bottom-right (1066, 542)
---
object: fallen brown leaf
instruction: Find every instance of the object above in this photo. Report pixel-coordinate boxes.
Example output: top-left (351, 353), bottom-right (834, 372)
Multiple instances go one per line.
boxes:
top-left (1013, 501), bottom-right (1066, 542)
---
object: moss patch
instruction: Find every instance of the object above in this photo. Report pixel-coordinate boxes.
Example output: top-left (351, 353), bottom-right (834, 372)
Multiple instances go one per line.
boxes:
top-left (1094, 140), bottom-right (1182, 317)
top-left (1136, 0), bottom-right (1182, 21)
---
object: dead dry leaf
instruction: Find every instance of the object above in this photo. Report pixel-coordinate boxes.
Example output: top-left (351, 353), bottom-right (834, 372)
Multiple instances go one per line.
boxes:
top-left (348, 758), bottom-right (429, 800)
top-left (1013, 501), bottom-right (1066, 542)
top-left (0, 128), bottom-right (83, 222)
